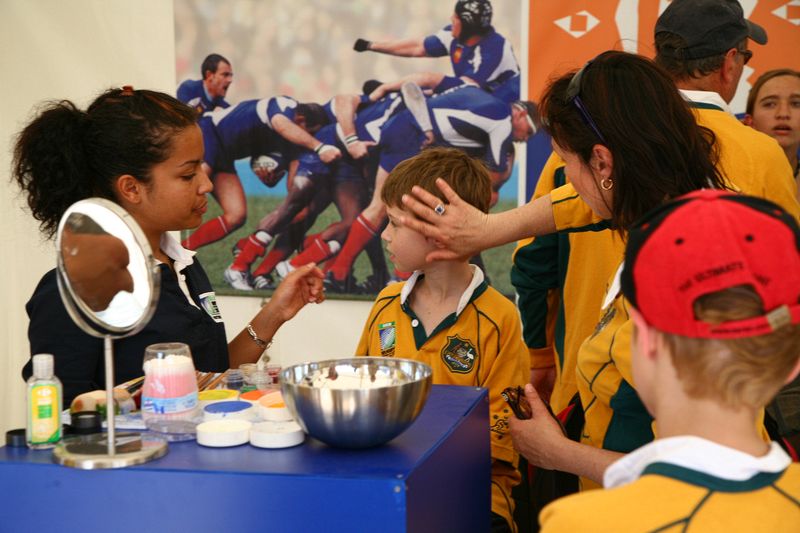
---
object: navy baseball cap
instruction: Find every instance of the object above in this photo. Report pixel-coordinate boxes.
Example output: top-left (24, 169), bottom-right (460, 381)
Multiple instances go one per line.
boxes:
top-left (655, 0), bottom-right (767, 60)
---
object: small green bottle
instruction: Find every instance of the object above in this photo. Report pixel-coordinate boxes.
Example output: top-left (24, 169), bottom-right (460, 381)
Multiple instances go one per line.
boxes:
top-left (26, 353), bottom-right (63, 449)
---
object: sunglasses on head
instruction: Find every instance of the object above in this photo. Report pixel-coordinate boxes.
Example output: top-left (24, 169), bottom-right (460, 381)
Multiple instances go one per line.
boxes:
top-left (565, 60), bottom-right (608, 145)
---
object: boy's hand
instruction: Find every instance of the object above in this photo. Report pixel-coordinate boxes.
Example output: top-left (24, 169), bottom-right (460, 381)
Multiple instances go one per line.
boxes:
top-left (509, 384), bottom-right (568, 471)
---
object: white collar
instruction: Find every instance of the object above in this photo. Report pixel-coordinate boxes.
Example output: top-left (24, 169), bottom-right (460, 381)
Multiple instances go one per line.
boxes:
top-left (158, 232), bottom-right (196, 273)
top-left (399, 265), bottom-right (485, 316)
top-left (604, 435), bottom-right (791, 488)
top-left (679, 89), bottom-right (734, 115)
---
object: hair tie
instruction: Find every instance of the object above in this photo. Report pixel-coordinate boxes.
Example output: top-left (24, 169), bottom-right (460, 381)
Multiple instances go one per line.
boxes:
top-left (121, 85), bottom-right (135, 96)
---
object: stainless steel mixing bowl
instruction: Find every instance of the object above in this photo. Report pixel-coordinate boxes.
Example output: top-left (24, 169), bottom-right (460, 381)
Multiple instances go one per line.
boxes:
top-left (280, 357), bottom-right (432, 448)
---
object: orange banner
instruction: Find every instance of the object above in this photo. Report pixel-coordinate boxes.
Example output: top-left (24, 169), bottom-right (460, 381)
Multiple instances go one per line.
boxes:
top-left (527, 0), bottom-right (800, 112)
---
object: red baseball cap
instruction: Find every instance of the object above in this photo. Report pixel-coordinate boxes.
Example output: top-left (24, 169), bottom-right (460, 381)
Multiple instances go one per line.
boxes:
top-left (621, 190), bottom-right (800, 339)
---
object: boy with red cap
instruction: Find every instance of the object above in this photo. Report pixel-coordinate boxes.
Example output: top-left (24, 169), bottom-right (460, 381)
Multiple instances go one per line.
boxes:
top-left (535, 190), bottom-right (800, 531)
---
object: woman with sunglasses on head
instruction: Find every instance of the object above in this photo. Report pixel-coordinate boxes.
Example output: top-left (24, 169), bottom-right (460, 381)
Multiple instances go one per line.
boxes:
top-left (398, 50), bottom-right (800, 488)
top-left (13, 87), bottom-right (325, 405)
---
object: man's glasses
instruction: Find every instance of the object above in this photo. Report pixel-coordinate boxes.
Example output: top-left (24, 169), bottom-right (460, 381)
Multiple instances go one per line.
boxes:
top-left (565, 60), bottom-right (607, 145)
top-left (736, 48), bottom-right (753, 65)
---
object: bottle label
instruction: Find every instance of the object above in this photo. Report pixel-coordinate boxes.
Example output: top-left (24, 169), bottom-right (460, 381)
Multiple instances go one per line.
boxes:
top-left (141, 392), bottom-right (198, 415)
top-left (29, 384), bottom-right (61, 444)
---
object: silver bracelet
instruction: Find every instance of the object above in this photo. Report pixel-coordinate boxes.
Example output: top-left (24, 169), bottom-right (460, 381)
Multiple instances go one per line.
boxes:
top-left (246, 323), bottom-right (273, 350)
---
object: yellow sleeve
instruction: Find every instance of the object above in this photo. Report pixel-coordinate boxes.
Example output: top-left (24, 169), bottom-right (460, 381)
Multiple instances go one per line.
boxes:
top-left (755, 145), bottom-right (800, 222)
top-left (354, 301), bottom-right (380, 356)
top-left (513, 152), bottom-right (563, 370)
top-left (513, 151), bottom-right (564, 258)
top-left (550, 183), bottom-right (605, 231)
top-left (482, 301), bottom-right (528, 465)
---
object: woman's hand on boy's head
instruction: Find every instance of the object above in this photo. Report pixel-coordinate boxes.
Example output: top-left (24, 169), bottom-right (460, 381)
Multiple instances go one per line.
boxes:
top-left (399, 178), bottom-right (490, 262)
top-left (509, 384), bottom-right (569, 471)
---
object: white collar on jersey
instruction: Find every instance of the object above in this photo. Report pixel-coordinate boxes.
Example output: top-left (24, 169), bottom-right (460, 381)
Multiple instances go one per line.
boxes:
top-left (603, 435), bottom-right (791, 489)
top-left (158, 232), bottom-right (196, 271)
top-left (679, 89), bottom-right (734, 115)
top-left (400, 264), bottom-right (484, 317)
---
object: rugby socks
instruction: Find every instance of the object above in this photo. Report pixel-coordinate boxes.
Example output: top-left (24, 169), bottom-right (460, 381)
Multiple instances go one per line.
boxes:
top-left (327, 214), bottom-right (379, 281)
top-left (182, 216), bottom-right (228, 250)
top-left (253, 246), bottom-right (289, 277)
top-left (290, 237), bottom-right (341, 267)
top-left (230, 231), bottom-right (272, 271)
top-left (302, 232), bottom-right (320, 251)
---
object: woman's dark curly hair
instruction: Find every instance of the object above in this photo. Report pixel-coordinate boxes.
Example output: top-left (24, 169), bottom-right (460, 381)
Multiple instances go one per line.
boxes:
top-left (13, 87), bottom-right (197, 238)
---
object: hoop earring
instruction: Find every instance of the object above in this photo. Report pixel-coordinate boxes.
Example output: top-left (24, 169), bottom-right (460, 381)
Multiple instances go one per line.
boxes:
top-left (600, 178), bottom-right (613, 191)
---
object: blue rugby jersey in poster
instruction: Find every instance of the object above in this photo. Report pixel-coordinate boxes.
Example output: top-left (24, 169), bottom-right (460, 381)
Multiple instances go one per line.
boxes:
top-left (379, 85), bottom-right (513, 173)
top-left (423, 25), bottom-right (519, 95)
top-left (177, 79), bottom-right (230, 113)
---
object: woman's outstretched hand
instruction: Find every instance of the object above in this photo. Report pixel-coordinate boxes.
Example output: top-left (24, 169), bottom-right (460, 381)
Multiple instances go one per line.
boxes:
top-left (269, 263), bottom-right (325, 322)
top-left (399, 178), bottom-right (491, 261)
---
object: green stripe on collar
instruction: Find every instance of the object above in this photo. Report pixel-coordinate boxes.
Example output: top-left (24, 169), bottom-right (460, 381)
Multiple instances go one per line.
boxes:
top-left (643, 462), bottom-right (785, 492)
top-left (688, 102), bottom-right (725, 112)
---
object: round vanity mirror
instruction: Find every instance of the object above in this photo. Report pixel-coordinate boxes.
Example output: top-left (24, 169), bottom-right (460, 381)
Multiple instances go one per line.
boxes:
top-left (52, 198), bottom-right (167, 468)
top-left (55, 198), bottom-right (159, 336)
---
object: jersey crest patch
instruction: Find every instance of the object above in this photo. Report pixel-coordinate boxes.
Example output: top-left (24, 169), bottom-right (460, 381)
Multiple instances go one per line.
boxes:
top-left (379, 321), bottom-right (396, 357)
top-left (198, 291), bottom-right (223, 323)
top-left (441, 335), bottom-right (477, 373)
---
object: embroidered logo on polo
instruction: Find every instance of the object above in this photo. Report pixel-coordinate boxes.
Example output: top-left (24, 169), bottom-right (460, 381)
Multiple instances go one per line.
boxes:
top-left (198, 292), bottom-right (223, 323)
top-left (441, 335), bottom-right (477, 373)
top-left (378, 321), bottom-right (396, 357)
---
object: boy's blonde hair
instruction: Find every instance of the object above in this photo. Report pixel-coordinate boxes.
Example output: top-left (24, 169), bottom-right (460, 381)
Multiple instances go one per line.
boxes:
top-left (663, 285), bottom-right (800, 409)
top-left (381, 147), bottom-right (492, 213)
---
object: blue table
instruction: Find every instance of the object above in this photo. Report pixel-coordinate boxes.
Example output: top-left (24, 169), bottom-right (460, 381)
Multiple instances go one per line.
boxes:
top-left (0, 385), bottom-right (489, 532)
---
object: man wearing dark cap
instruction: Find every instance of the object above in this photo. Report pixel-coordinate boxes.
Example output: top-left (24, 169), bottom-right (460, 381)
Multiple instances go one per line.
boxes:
top-left (352, 0), bottom-right (520, 103)
top-left (655, 0), bottom-right (800, 454)
top-left (654, 0), bottom-right (798, 215)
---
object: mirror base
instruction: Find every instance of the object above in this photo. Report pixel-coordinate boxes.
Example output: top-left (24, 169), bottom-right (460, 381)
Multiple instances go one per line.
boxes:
top-left (53, 432), bottom-right (168, 469)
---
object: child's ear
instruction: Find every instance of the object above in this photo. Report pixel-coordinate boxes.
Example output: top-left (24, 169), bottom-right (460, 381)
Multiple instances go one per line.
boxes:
top-left (741, 114), bottom-right (753, 127)
top-left (785, 357), bottom-right (800, 385)
top-left (631, 307), bottom-right (658, 360)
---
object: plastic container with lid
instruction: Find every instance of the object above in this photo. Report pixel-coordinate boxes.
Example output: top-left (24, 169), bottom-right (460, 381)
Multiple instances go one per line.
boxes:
top-left (141, 342), bottom-right (200, 441)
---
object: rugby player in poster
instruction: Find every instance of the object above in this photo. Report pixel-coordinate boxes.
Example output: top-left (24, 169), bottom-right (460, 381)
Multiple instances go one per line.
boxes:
top-left (182, 96), bottom-right (338, 251)
top-left (354, 0), bottom-right (520, 103)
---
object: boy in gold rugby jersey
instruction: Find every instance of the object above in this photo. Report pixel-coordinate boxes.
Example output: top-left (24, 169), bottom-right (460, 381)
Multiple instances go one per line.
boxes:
top-left (356, 147), bottom-right (528, 532)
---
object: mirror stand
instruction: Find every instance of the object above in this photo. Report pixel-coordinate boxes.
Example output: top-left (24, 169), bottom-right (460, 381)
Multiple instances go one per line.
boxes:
top-left (52, 199), bottom-right (168, 469)
top-left (53, 337), bottom-right (167, 469)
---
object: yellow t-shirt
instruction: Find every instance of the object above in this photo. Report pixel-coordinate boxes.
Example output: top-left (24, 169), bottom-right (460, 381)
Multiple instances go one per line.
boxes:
top-left (547, 96), bottom-right (797, 487)
top-left (356, 268), bottom-right (528, 529)
top-left (513, 152), bottom-right (624, 413)
top-left (540, 439), bottom-right (800, 532)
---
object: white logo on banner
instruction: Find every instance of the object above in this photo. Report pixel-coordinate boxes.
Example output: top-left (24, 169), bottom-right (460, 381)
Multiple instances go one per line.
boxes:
top-left (553, 10), bottom-right (600, 38)
top-left (773, 0), bottom-right (800, 26)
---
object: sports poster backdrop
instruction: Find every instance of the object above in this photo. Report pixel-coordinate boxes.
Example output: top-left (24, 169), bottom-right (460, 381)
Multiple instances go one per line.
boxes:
top-left (525, 0), bottom-right (800, 199)
top-left (174, 0), bottom-right (524, 299)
